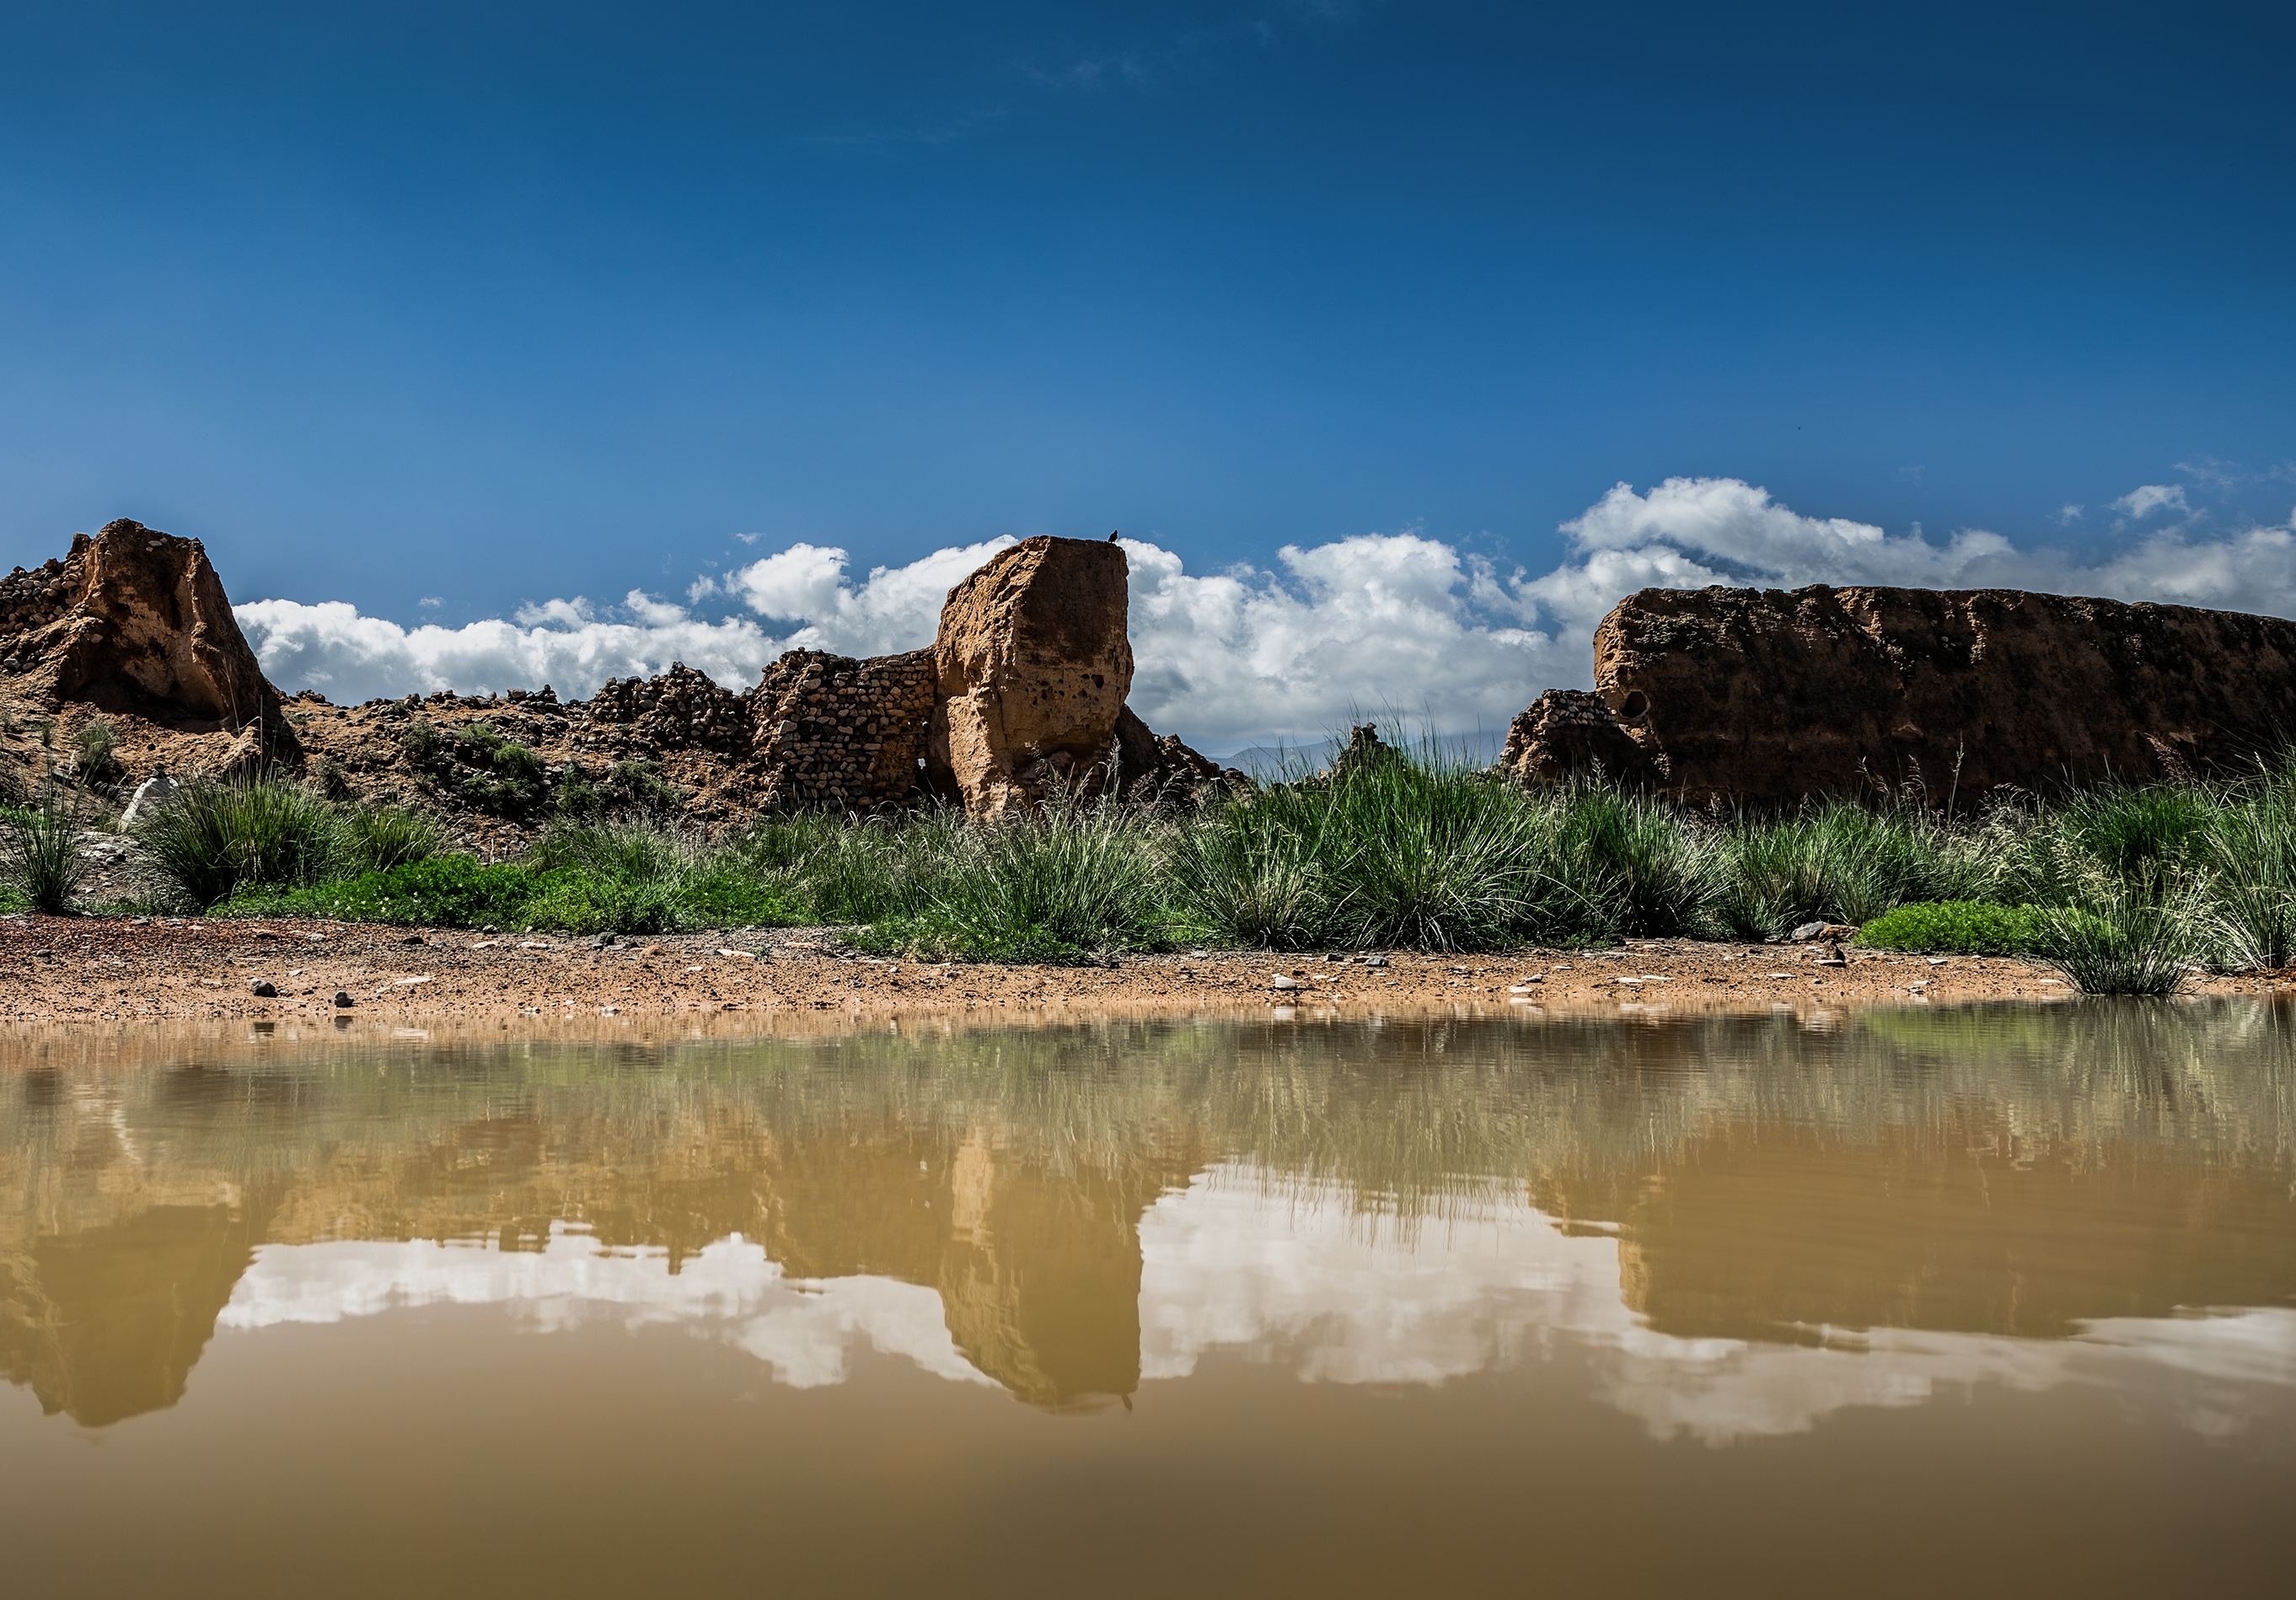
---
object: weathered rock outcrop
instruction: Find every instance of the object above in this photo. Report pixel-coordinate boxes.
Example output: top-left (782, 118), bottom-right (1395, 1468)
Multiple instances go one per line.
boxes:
top-left (1111, 706), bottom-right (1241, 801)
top-left (926, 536), bottom-right (1137, 819)
top-left (2, 519), bottom-right (279, 731)
top-left (1505, 584), bottom-right (2296, 806)
top-left (1499, 690), bottom-right (1655, 789)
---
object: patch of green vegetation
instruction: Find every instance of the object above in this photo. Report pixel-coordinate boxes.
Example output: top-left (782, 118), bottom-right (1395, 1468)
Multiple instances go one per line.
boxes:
top-left (144, 733), bottom-right (2296, 991)
top-left (1167, 753), bottom-right (1632, 952)
top-left (1858, 900), bottom-right (2050, 955)
top-left (549, 756), bottom-right (681, 819)
top-left (2038, 876), bottom-right (2197, 997)
top-left (72, 717), bottom-right (121, 790)
top-left (216, 824), bottom-right (803, 935)
top-left (337, 803), bottom-right (449, 874)
top-left (221, 855), bottom-right (545, 926)
top-left (137, 775), bottom-right (340, 906)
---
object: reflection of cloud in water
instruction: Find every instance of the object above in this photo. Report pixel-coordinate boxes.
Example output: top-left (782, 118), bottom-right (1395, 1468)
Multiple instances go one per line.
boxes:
top-left (217, 1170), bottom-right (2296, 1443)
top-left (219, 1227), bottom-right (995, 1391)
top-left (1135, 1163), bottom-right (2296, 1445)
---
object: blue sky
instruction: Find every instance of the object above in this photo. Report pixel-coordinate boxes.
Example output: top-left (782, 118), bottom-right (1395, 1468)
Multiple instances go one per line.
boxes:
top-left (3, 3), bottom-right (2292, 743)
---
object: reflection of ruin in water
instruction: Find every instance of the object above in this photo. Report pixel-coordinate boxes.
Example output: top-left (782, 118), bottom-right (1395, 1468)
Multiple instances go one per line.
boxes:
top-left (3, 1002), bottom-right (2293, 1428)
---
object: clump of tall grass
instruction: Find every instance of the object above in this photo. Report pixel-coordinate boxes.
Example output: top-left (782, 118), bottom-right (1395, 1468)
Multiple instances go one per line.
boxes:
top-left (1553, 781), bottom-right (1711, 938)
top-left (72, 717), bottom-right (121, 790)
top-left (1711, 799), bottom-right (1980, 938)
top-left (338, 803), bottom-right (448, 875)
top-left (1167, 797), bottom-right (1326, 948)
top-left (2054, 783), bottom-right (2222, 882)
top-left (2038, 878), bottom-right (2202, 996)
top-left (2200, 757), bottom-right (2296, 969)
top-left (1170, 745), bottom-right (1619, 951)
top-left (862, 794), bottom-right (1166, 962)
top-left (0, 791), bottom-right (89, 913)
top-left (137, 774), bottom-right (341, 906)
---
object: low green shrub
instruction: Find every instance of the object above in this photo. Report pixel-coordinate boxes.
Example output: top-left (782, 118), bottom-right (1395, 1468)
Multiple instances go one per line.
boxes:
top-left (1857, 900), bottom-right (2050, 955)
top-left (550, 758), bottom-right (682, 819)
top-left (518, 872), bottom-right (685, 935)
top-left (675, 868), bottom-right (804, 929)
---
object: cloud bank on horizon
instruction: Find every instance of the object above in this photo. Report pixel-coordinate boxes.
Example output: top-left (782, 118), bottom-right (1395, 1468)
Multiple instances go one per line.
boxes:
top-left (234, 477), bottom-right (2296, 749)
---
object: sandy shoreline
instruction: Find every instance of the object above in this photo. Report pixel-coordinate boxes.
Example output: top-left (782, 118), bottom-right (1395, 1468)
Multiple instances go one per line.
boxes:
top-left (5, 911), bottom-right (2291, 1032)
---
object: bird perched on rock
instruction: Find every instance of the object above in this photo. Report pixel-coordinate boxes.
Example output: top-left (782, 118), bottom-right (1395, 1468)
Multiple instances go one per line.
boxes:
top-left (1108, 529), bottom-right (1119, 542)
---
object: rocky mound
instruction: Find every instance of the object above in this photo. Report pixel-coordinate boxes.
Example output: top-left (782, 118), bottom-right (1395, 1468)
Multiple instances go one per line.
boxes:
top-left (2, 519), bottom-right (279, 729)
top-left (1504, 583), bottom-right (2296, 805)
top-left (1, 520), bottom-right (292, 797)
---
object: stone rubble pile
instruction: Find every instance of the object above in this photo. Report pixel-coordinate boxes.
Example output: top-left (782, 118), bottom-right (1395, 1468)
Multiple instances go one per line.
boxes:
top-left (589, 663), bottom-right (751, 755)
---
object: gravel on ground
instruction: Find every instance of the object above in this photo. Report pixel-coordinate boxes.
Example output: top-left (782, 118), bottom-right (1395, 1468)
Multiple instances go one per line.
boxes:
top-left (3, 914), bottom-right (2288, 1029)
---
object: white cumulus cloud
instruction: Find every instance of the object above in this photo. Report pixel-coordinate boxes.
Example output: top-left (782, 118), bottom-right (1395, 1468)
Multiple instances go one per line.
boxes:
top-left (233, 592), bottom-right (786, 704)
top-left (233, 478), bottom-right (2296, 749)
top-left (2113, 483), bottom-right (2189, 519)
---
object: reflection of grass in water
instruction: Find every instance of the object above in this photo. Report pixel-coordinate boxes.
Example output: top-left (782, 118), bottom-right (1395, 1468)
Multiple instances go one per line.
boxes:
top-left (8, 1004), bottom-right (2294, 1256)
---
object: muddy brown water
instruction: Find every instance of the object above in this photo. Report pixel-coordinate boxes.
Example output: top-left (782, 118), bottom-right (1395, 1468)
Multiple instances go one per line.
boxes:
top-left (3, 1002), bottom-right (2293, 1597)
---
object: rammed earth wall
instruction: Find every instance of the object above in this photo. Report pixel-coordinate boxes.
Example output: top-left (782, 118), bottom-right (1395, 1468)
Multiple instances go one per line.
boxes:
top-left (1505, 583), bottom-right (2296, 806)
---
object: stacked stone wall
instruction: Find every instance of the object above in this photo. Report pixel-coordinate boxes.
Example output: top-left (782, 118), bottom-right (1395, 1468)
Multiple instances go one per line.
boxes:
top-left (745, 648), bottom-right (936, 810)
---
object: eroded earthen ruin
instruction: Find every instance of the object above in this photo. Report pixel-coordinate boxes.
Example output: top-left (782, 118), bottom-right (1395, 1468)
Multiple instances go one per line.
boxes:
top-left (1504, 583), bottom-right (2296, 805)
top-left (0, 523), bottom-right (1231, 837)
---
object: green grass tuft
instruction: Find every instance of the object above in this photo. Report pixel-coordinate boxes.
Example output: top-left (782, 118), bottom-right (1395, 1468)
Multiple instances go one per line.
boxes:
top-left (0, 794), bottom-right (88, 913)
top-left (137, 775), bottom-right (339, 907)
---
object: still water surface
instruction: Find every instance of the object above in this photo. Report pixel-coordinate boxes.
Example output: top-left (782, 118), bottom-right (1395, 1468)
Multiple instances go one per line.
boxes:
top-left (4, 1003), bottom-right (2294, 1596)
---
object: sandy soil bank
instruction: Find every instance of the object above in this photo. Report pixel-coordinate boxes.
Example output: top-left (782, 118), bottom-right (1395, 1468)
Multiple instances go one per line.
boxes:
top-left (4, 913), bottom-right (2290, 1029)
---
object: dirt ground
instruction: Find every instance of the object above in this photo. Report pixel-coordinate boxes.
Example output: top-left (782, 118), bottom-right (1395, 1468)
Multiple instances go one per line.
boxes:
top-left (4, 913), bottom-right (2289, 1028)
